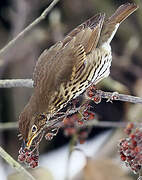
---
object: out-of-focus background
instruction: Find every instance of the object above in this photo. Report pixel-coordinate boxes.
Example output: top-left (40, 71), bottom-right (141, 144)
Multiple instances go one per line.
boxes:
top-left (0, 0), bottom-right (142, 179)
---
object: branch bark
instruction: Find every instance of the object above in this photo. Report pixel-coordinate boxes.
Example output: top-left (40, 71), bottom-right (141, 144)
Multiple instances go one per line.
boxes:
top-left (0, 122), bottom-right (18, 130)
top-left (0, 79), bottom-right (33, 88)
top-left (0, 146), bottom-right (35, 180)
top-left (0, 0), bottom-right (59, 57)
top-left (0, 79), bottom-right (142, 104)
top-left (0, 120), bottom-right (134, 131)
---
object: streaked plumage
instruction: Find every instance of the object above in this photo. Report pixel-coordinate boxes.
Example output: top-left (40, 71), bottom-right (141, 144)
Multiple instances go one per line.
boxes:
top-left (19, 3), bottom-right (138, 148)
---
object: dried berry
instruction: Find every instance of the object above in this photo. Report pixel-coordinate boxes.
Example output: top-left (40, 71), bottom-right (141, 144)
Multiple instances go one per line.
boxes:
top-left (25, 156), bottom-right (33, 163)
top-left (30, 161), bottom-right (38, 168)
top-left (45, 133), bottom-right (54, 141)
top-left (119, 123), bottom-right (142, 174)
top-left (64, 127), bottom-right (76, 136)
top-left (18, 154), bottom-right (26, 162)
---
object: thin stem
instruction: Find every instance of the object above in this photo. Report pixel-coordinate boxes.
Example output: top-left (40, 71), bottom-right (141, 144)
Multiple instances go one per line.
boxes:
top-left (65, 134), bottom-right (78, 180)
top-left (0, 146), bottom-right (35, 180)
top-left (0, 0), bottom-right (59, 57)
top-left (47, 119), bottom-right (141, 131)
top-left (1, 119), bottom-right (141, 131)
top-left (98, 90), bottom-right (142, 104)
top-left (0, 79), bottom-right (33, 88)
top-left (80, 120), bottom-right (128, 128)
top-left (0, 122), bottom-right (18, 130)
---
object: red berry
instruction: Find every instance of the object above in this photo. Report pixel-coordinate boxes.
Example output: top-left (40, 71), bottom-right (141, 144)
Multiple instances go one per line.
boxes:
top-left (120, 154), bottom-right (126, 161)
top-left (63, 117), bottom-right (70, 125)
top-left (87, 90), bottom-right (94, 98)
top-left (93, 96), bottom-right (101, 103)
top-left (45, 133), bottom-right (54, 141)
top-left (25, 151), bottom-right (30, 156)
top-left (79, 139), bottom-right (85, 144)
top-left (130, 134), bottom-right (135, 139)
top-left (83, 111), bottom-right (89, 117)
top-left (64, 127), bottom-right (76, 136)
top-left (134, 146), bottom-right (140, 153)
top-left (72, 114), bottom-right (79, 121)
top-left (124, 123), bottom-right (134, 135)
top-left (132, 140), bottom-right (137, 146)
top-left (30, 161), bottom-right (38, 168)
top-left (80, 131), bottom-right (87, 138)
top-left (25, 156), bottom-right (33, 163)
top-left (78, 120), bottom-right (84, 125)
top-left (18, 154), bottom-right (26, 162)
top-left (88, 113), bottom-right (95, 120)
top-left (32, 155), bottom-right (39, 161)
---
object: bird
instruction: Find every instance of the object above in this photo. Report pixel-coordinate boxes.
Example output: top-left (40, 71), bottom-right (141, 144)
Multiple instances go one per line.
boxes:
top-left (19, 3), bottom-right (138, 149)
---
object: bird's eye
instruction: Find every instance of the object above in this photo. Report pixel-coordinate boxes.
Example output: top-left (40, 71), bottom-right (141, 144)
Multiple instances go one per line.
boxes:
top-left (31, 125), bottom-right (37, 133)
top-left (40, 114), bottom-right (46, 119)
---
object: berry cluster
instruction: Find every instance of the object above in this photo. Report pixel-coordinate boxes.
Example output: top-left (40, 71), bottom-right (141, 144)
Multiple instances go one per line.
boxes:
top-left (119, 123), bottom-right (142, 174)
top-left (86, 84), bottom-right (101, 104)
top-left (63, 113), bottom-right (79, 136)
top-left (18, 148), bottom-right (39, 168)
top-left (78, 130), bottom-right (89, 144)
top-left (63, 108), bottom-right (95, 143)
top-left (83, 110), bottom-right (95, 121)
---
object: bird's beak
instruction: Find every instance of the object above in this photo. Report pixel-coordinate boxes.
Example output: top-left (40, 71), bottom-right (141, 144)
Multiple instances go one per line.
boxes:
top-left (26, 133), bottom-right (37, 149)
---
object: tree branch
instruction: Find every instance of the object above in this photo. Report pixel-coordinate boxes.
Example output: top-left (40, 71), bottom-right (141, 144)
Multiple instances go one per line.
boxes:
top-left (0, 79), bottom-right (142, 105)
top-left (0, 146), bottom-right (35, 180)
top-left (0, 79), bottom-right (33, 88)
top-left (0, 0), bottom-right (59, 57)
top-left (46, 118), bottom-right (140, 131)
top-left (0, 122), bottom-right (18, 130)
top-left (96, 90), bottom-right (142, 104)
top-left (0, 120), bottom-right (132, 131)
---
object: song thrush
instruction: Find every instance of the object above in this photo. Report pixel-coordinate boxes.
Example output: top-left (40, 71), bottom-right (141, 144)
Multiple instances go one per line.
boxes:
top-left (19, 3), bottom-right (138, 149)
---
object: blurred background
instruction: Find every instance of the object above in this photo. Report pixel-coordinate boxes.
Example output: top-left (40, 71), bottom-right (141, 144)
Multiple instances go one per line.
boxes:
top-left (0, 0), bottom-right (142, 179)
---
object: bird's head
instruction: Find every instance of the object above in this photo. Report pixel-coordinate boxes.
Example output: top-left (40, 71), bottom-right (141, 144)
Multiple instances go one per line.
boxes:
top-left (19, 110), bottom-right (47, 150)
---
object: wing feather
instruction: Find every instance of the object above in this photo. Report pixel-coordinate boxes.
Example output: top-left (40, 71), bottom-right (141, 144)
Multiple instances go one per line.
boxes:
top-left (32, 13), bottom-right (105, 107)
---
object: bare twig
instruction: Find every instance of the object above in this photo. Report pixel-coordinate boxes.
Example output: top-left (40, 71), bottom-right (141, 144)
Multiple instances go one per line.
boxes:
top-left (80, 120), bottom-right (129, 128)
top-left (51, 119), bottom-right (129, 129)
top-left (0, 122), bottom-right (18, 130)
top-left (0, 120), bottom-right (129, 131)
top-left (0, 146), bottom-right (35, 180)
top-left (96, 90), bottom-right (142, 104)
top-left (0, 79), bottom-right (33, 88)
top-left (0, 118), bottom-right (141, 132)
top-left (0, 0), bottom-right (59, 57)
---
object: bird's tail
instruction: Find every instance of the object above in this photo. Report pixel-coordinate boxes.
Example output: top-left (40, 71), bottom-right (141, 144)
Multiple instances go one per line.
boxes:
top-left (99, 3), bottom-right (138, 45)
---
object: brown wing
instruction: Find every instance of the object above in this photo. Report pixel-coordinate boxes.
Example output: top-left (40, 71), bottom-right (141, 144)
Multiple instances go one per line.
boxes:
top-left (99, 3), bottom-right (138, 45)
top-left (32, 13), bottom-right (105, 109)
top-left (62, 13), bottom-right (105, 53)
